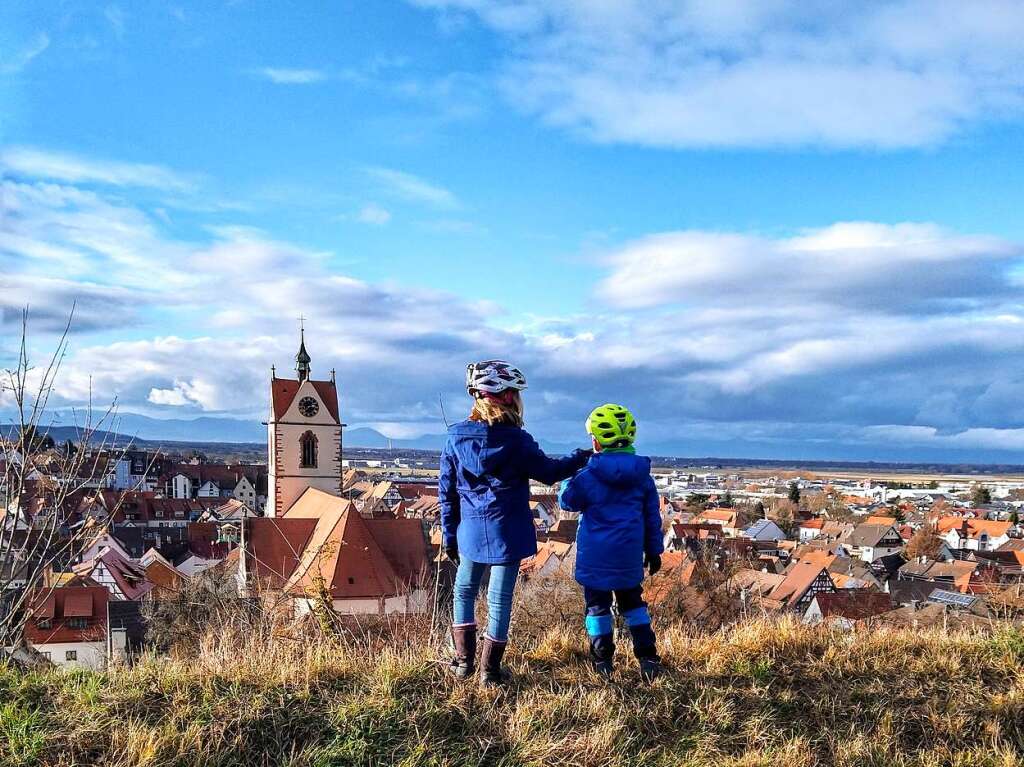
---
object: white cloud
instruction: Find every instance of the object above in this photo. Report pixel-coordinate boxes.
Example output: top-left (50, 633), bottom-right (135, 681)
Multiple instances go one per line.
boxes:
top-left (412, 0), bottom-right (1024, 148)
top-left (1, 147), bottom-right (196, 191)
top-left (597, 222), bottom-right (1022, 311)
top-left (256, 67), bottom-right (328, 85)
top-left (860, 425), bottom-right (1024, 453)
top-left (356, 204), bottom-right (392, 225)
top-left (11, 146), bottom-right (1024, 459)
top-left (0, 33), bottom-right (50, 74)
top-left (3, 164), bottom-right (502, 422)
top-left (147, 384), bottom-right (191, 406)
top-left (365, 166), bottom-right (460, 209)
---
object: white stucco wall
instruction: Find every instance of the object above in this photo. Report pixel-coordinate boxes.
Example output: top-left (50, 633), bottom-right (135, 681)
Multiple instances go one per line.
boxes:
top-left (31, 640), bottom-right (107, 670)
top-left (172, 474), bottom-right (192, 499)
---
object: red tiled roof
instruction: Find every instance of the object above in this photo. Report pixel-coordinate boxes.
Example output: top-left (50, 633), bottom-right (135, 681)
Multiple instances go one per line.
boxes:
top-left (812, 591), bottom-right (893, 620)
top-left (546, 518), bottom-right (578, 543)
top-left (247, 488), bottom-right (428, 600)
top-left (271, 378), bottom-right (300, 420)
top-left (168, 463), bottom-right (264, 487)
top-left (145, 558), bottom-right (184, 594)
top-left (271, 378), bottom-right (339, 422)
top-left (74, 548), bottom-right (154, 601)
top-left (244, 517), bottom-right (318, 588)
top-left (36, 594), bottom-right (56, 619)
top-left (24, 586), bottom-right (108, 644)
top-left (865, 515), bottom-right (897, 526)
top-left (311, 381), bottom-right (340, 422)
top-left (936, 517), bottom-right (1011, 540)
top-left (63, 590), bottom-right (95, 617)
top-left (768, 560), bottom-right (834, 607)
top-left (188, 522), bottom-right (231, 560)
top-left (395, 484), bottom-right (438, 501)
top-left (364, 518), bottom-right (429, 585)
top-left (324, 510), bottom-right (401, 599)
top-left (697, 508), bottom-right (738, 525)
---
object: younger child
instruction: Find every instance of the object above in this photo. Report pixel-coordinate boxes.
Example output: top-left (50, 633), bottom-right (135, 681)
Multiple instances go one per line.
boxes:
top-left (559, 404), bottom-right (663, 680)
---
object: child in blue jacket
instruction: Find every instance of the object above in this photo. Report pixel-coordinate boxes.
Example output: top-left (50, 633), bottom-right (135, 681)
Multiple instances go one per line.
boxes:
top-left (559, 403), bottom-right (663, 680)
top-left (440, 360), bottom-right (591, 685)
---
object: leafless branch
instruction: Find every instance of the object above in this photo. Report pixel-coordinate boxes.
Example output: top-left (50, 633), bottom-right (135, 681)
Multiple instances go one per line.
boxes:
top-left (0, 307), bottom-right (143, 648)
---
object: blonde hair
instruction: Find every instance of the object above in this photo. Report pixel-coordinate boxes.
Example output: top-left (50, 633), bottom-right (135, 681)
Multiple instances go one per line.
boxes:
top-left (469, 390), bottom-right (524, 427)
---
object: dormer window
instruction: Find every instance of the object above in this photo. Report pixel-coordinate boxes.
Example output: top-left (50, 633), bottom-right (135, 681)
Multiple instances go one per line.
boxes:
top-left (300, 431), bottom-right (318, 468)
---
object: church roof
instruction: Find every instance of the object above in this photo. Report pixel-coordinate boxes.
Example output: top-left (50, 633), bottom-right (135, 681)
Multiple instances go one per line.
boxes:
top-left (244, 516), bottom-right (317, 588)
top-left (271, 378), bottom-right (339, 423)
top-left (246, 488), bottom-right (427, 600)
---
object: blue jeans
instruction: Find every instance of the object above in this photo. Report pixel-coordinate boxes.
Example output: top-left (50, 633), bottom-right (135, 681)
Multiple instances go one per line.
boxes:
top-left (453, 557), bottom-right (520, 642)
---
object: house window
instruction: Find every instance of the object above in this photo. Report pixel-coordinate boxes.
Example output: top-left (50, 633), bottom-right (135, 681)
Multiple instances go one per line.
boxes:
top-left (300, 431), bottom-right (318, 468)
top-left (348, 577), bottom-right (355, 584)
top-left (68, 618), bottom-right (88, 629)
top-left (36, 618), bottom-right (52, 630)
top-left (65, 650), bottom-right (77, 661)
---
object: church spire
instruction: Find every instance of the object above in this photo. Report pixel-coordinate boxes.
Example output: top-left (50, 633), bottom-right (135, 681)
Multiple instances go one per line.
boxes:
top-left (295, 318), bottom-right (311, 382)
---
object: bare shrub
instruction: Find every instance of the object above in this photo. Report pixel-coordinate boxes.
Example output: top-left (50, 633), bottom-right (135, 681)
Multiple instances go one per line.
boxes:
top-left (2, 309), bottom-right (136, 650)
top-left (905, 525), bottom-right (943, 559)
top-left (512, 567), bottom-right (584, 643)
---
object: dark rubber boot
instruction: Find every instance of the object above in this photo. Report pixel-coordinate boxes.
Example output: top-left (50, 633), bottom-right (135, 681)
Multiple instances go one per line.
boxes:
top-left (449, 624), bottom-right (476, 679)
top-left (638, 654), bottom-right (662, 683)
top-left (479, 637), bottom-right (510, 687)
top-left (589, 635), bottom-right (615, 678)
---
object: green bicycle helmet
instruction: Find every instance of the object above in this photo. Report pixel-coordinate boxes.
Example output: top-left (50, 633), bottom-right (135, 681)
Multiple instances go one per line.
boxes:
top-left (586, 403), bottom-right (637, 448)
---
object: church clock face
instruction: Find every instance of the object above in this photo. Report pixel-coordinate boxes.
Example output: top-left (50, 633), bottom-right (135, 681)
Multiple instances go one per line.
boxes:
top-left (298, 396), bottom-right (319, 417)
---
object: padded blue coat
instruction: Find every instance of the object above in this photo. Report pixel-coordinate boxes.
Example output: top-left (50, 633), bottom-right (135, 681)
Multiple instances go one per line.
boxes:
top-left (439, 420), bottom-right (590, 565)
top-left (559, 451), bottom-right (663, 591)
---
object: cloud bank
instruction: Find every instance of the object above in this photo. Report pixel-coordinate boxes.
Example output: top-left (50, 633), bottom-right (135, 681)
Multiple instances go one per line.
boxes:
top-left (6, 146), bottom-right (1024, 460)
top-left (412, 0), bottom-right (1024, 148)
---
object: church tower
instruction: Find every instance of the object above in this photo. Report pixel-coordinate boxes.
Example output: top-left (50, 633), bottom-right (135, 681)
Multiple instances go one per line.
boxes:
top-left (266, 328), bottom-right (343, 517)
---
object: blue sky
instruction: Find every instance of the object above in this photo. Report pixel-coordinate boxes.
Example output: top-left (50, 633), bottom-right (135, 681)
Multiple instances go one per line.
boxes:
top-left (4, 0), bottom-right (1024, 461)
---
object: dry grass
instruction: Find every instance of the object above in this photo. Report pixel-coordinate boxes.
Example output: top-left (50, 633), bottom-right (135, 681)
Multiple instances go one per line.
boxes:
top-left (3, 622), bottom-right (1023, 767)
top-left (2, 583), bottom-right (1024, 767)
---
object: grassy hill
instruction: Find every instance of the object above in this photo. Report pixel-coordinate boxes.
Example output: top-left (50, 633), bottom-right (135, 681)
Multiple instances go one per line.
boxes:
top-left (2, 612), bottom-right (1023, 767)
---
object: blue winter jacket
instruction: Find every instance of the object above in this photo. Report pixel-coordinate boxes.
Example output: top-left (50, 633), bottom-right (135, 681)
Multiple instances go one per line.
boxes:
top-left (439, 419), bottom-right (590, 565)
top-left (559, 451), bottom-right (664, 591)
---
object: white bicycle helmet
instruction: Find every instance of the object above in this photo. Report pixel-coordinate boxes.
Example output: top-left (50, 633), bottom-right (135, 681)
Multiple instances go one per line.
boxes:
top-left (466, 359), bottom-right (528, 395)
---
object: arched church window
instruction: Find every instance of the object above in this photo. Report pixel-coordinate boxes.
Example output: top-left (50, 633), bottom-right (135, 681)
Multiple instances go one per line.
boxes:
top-left (300, 431), bottom-right (318, 468)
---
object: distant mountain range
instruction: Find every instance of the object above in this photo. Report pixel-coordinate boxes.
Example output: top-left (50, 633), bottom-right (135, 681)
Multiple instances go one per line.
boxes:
top-left (3, 413), bottom-right (442, 449)
top-left (5, 411), bottom-right (1024, 469)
